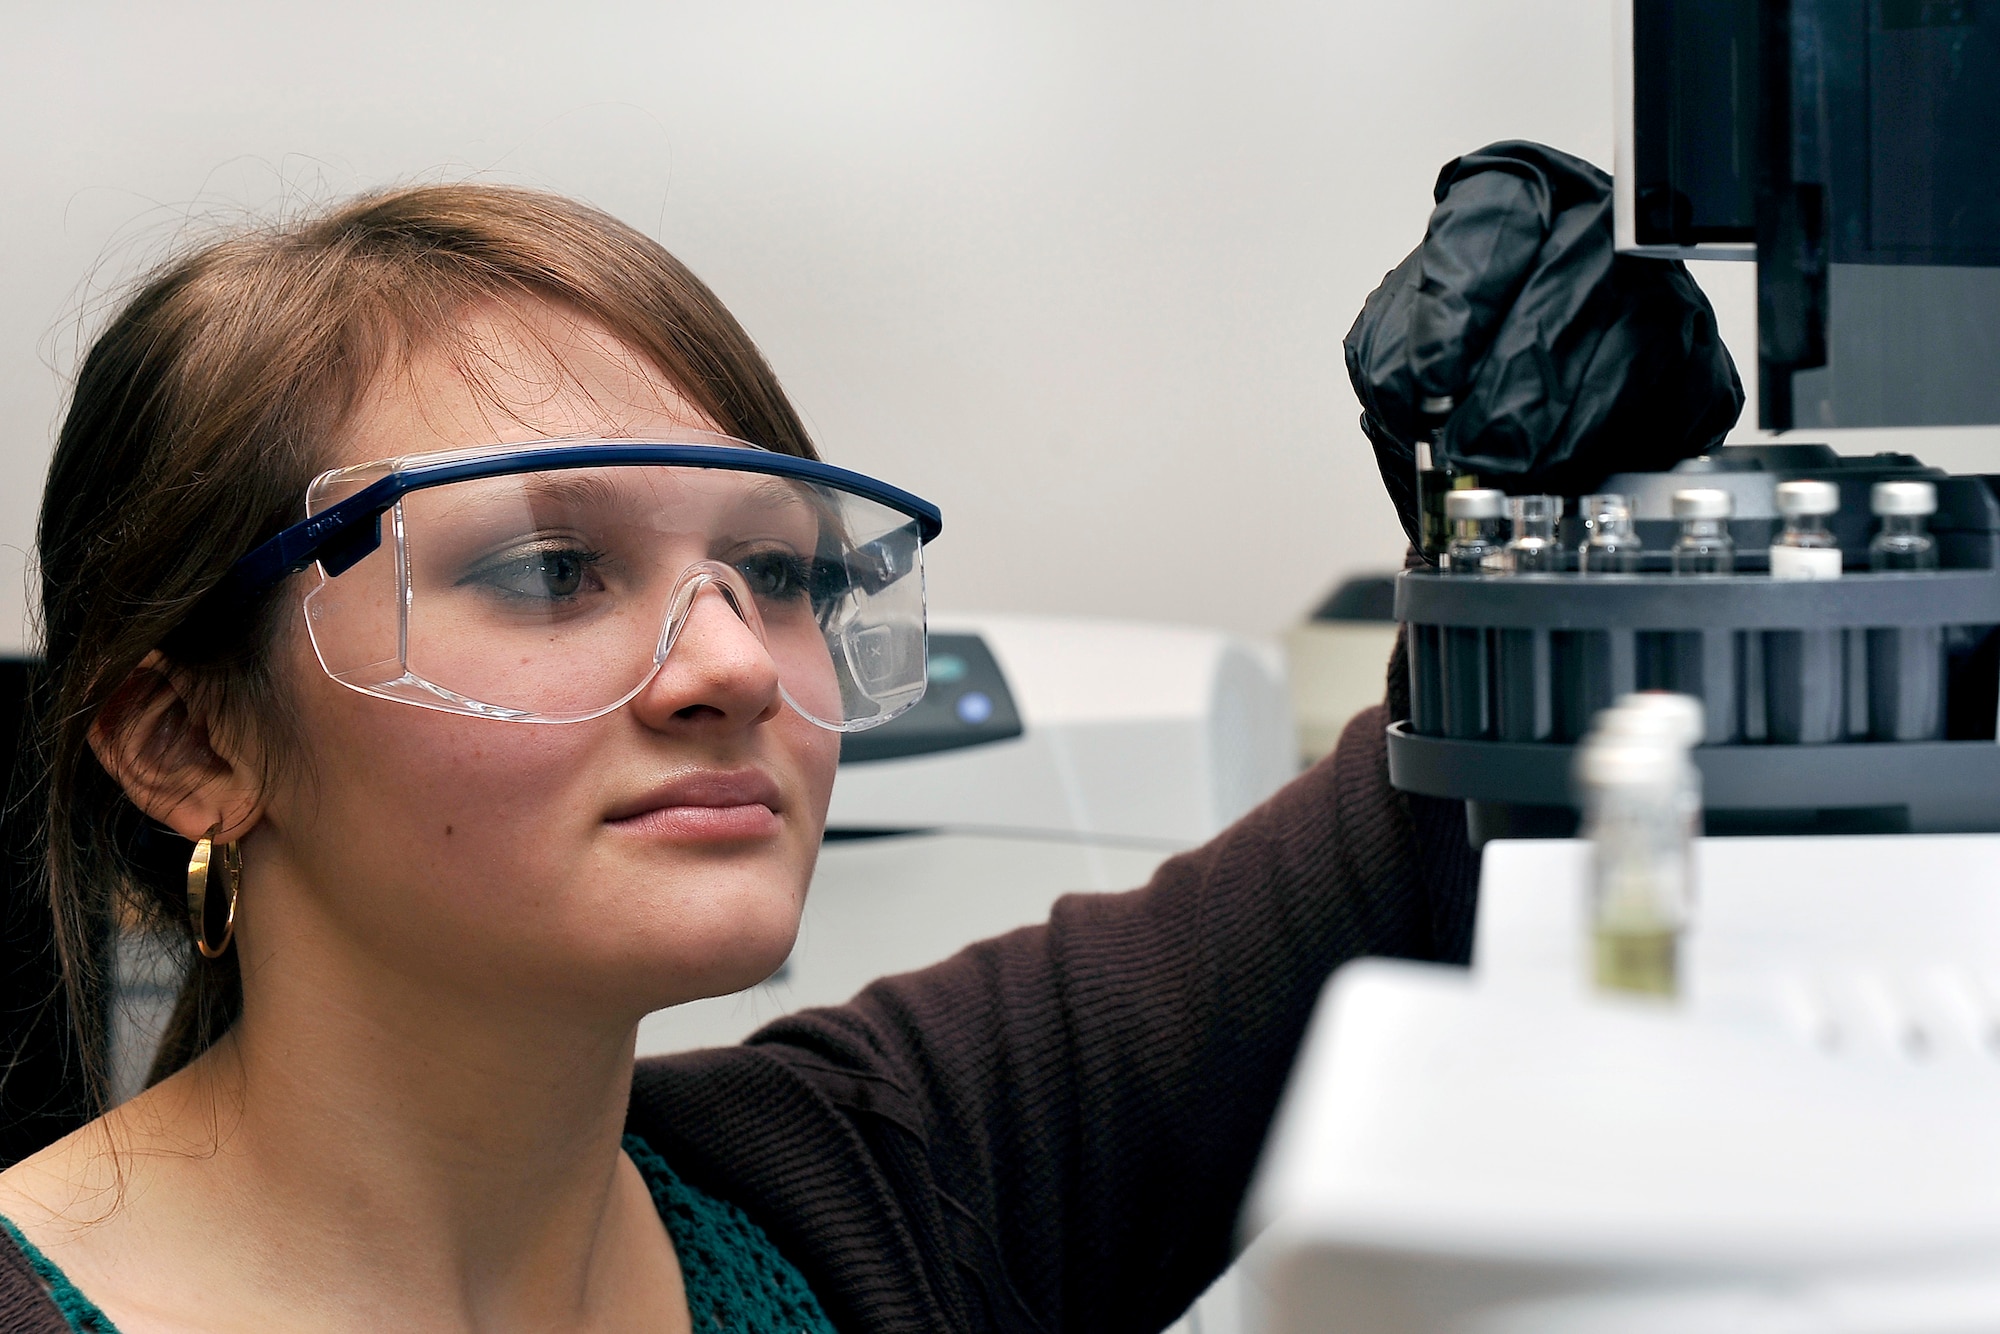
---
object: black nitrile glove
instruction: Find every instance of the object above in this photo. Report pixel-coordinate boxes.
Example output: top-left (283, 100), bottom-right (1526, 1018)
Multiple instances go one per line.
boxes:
top-left (1347, 141), bottom-right (1745, 548)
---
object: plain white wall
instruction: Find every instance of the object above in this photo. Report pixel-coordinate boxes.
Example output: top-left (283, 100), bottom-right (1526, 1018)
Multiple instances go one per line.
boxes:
top-left (7, 1), bottom-right (1995, 656)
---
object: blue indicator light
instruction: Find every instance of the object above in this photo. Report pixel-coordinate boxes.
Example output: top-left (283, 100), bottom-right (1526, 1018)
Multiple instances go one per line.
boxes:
top-left (955, 691), bottom-right (994, 725)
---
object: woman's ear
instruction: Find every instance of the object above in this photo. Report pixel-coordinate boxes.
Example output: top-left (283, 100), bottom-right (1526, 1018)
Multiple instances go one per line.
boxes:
top-left (87, 652), bottom-right (263, 844)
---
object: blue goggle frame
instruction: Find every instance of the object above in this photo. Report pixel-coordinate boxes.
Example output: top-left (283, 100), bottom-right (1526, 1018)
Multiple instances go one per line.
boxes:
top-left (213, 441), bottom-right (944, 614)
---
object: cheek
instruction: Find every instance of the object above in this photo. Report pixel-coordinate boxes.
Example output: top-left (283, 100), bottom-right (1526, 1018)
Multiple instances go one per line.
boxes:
top-left (787, 712), bottom-right (841, 823)
top-left (288, 676), bottom-right (597, 913)
top-left (262, 630), bottom-right (843, 1011)
top-left (271, 615), bottom-right (593, 886)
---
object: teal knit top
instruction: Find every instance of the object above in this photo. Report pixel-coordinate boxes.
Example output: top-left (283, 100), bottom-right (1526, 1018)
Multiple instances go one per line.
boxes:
top-left (0, 1135), bottom-right (834, 1333)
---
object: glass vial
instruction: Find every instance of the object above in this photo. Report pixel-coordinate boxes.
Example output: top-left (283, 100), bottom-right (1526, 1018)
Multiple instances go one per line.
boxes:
top-left (1415, 395), bottom-right (1468, 561)
top-left (1579, 493), bottom-right (1643, 573)
top-left (1417, 439), bottom-right (1479, 561)
top-left (1576, 697), bottom-right (1699, 1000)
top-left (1505, 494), bottom-right (1561, 573)
top-left (1670, 488), bottom-right (1734, 575)
top-left (1770, 479), bottom-right (1842, 580)
top-left (1443, 488), bottom-right (1505, 574)
top-left (1870, 480), bottom-right (1939, 571)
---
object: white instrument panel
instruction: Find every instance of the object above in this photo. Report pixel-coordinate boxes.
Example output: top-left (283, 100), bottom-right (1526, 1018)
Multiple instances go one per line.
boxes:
top-left (1247, 833), bottom-right (2000, 1334)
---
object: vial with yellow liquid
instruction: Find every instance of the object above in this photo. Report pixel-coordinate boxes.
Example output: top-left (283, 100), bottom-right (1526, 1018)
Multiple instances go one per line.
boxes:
top-left (1577, 696), bottom-right (1700, 999)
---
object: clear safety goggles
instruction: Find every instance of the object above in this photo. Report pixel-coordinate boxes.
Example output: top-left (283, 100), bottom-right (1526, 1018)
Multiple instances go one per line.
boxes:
top-left (214, 435), bottom-right (943, 730)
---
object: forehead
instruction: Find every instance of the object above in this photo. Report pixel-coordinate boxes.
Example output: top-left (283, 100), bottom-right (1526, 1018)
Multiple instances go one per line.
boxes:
top-left (333, 300), bottom-right (717, 472)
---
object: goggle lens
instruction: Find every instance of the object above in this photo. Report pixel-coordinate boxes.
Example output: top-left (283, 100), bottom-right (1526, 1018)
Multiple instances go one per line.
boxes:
top-left (299, 459), bottom-right (926, 729)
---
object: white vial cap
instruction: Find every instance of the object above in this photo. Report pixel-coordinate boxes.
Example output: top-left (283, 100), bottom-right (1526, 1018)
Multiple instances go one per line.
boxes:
top-left (1671, 488), bottom-right (1733, 520)
top-left (1603, 692), bottom-right (1705, 750)
top-left (1445, 488), bottom-right (1506, 521)
top-left (1872, 480), bottom-right (1937, 517)
top-left (1573, 735), bottom-right (1682, 791)
top-left (1775, 479), bottom-right (1840, 516)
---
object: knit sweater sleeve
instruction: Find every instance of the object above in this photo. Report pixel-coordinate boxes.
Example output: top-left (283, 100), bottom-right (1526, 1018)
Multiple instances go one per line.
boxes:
top-left (0, 1224), bottom-right (98, 1333)
top-left (730, 702), bottom-right (1446, 1332)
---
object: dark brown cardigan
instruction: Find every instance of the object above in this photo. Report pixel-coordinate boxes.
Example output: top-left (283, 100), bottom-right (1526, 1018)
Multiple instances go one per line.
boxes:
top-left (0, 702), bottom-right (1479, 1333)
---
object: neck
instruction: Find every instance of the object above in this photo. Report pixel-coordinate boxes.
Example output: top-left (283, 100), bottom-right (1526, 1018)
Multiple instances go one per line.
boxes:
top-left (232, 964), bottom-right (637, 1239)
top-left (113, 917), bottom-right (673, 1329)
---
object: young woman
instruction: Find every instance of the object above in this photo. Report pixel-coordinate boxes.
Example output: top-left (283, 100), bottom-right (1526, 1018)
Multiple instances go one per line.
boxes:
top-left (0, 185), bottom-right (1469, 1332)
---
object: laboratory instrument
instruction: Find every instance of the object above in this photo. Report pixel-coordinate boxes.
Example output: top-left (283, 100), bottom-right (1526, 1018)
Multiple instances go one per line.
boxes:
top-left (1249, 4), bottom-right (2000, 1327)
top-left (1245, 832), bottom-right (2000, 1334)
top-left (1615, 1), bottom-right (2000, 430)
top-left (1391, 446), bottom-right (1999, 837)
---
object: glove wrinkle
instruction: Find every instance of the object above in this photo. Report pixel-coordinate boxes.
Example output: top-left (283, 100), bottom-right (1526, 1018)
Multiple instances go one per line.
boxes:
top-left (1412, 166), bottom-right (1551, 403)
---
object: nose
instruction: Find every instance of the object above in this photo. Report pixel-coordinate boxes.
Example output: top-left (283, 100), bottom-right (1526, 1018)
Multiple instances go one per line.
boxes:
top-left (629, 577), bottom-right (785, 732)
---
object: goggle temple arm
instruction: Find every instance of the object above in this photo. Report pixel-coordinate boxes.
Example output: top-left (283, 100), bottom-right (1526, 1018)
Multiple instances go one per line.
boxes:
top-left (316, 509), bottom-right (387, 577)
top-left (196, 482), bottom-right (396, 623)
top-left (845, 536), bottom-right (919, 597)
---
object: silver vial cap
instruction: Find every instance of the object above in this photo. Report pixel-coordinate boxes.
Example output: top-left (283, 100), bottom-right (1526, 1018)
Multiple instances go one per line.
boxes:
top-left (1871, 480), bottom-right (1937, 517)
top-left (1775, 479), bottom-right (1840, 517)
top-left (1444, 488), bottom-right (1506, 521)
top-left (1671, 488), bottom-right (1733, 520)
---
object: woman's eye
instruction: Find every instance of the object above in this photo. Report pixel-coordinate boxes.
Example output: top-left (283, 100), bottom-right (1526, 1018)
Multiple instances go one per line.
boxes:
top-left (735, 550), bottom-right (816, 603)
top-left (465, 546), bottom-right (603, 601)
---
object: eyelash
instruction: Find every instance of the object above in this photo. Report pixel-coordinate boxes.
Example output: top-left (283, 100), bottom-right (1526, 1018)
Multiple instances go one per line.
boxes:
top-left (456, 540), bottom-right (843, 609)
top-left (462, 542), bottom-right (607, 602)
top-left (735, 549), bottom-right (817, 602)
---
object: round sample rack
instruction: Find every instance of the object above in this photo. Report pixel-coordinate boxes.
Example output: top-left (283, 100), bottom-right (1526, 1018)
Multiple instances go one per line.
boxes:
top-left (1390, 566), bottom-right (2000, 834)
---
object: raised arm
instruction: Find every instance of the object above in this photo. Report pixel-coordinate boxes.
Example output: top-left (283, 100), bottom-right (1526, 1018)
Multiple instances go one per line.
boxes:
top-left (649, 701), bottom-right (1467, 1332)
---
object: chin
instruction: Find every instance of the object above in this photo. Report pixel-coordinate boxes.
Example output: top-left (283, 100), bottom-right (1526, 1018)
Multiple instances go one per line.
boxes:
top-left (582, 867), bottom-right (809, 1016)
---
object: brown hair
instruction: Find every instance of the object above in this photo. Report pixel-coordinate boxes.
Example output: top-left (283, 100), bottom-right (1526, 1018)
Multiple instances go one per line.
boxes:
top-left (27, 184), bottom-right (817, 1115)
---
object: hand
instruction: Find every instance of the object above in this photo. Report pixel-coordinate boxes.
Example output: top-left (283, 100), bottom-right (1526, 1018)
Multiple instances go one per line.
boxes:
top-left (1346, 141), bottom-right (1744, 547)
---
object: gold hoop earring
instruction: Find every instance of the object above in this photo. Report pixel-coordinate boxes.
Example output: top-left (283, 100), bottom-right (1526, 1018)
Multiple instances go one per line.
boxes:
top-left (187, 825), bottom-right (241, 959)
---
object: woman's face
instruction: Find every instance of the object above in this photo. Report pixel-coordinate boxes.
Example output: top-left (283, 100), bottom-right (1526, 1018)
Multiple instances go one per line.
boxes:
top-left (244, 304), bottom-right (842, 1024)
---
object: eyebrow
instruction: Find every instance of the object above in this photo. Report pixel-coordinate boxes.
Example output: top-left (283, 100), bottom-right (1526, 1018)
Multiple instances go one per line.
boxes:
top-left (430, 467), bottom-right (829, 535)
top-left (518, 472), bottom-right (623, 508)
top-left (735, 475), bottom-right (821, 516)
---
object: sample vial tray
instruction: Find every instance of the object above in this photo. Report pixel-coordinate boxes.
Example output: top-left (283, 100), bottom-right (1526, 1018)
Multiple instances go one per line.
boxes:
top-left (1393, 566), bottom-right (2000, 831)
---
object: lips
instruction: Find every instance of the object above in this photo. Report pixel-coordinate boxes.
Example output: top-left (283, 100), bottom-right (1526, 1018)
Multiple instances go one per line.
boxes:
top-left (605, 768), bottom-right (784, 842)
